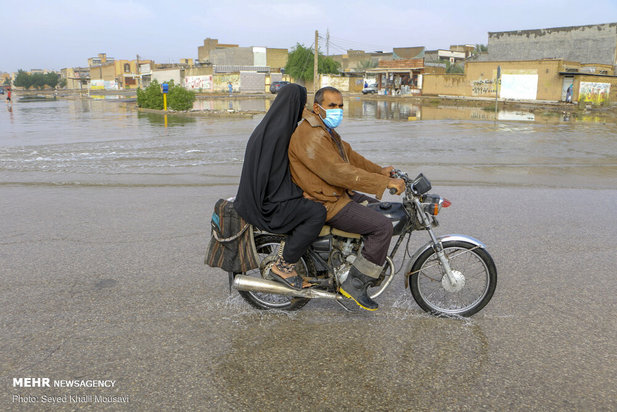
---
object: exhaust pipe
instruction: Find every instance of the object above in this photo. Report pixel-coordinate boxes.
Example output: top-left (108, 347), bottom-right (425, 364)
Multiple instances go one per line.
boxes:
top-left (233, 275), bottom-right (343, 300)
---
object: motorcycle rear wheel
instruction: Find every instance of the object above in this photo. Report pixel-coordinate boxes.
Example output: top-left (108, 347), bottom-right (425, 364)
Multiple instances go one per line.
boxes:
top-left (237, 235), bottom-right (314, 311)
top-left (409, 240), bottom-right (497, 317)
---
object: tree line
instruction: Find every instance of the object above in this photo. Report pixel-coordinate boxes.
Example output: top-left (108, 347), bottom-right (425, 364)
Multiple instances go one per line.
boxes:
top-left (13, 69), bottom-right (61, 89)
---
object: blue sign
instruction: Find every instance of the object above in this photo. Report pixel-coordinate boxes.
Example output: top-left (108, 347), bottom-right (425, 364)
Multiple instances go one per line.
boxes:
top-left (162, 83), bottom-right (169, 93)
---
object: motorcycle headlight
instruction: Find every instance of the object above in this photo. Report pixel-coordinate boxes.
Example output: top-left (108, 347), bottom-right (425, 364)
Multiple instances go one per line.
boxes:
top-left (411, 173), bottom-right (432, 195)
top-left (421, 195), bottom-right (451, 215)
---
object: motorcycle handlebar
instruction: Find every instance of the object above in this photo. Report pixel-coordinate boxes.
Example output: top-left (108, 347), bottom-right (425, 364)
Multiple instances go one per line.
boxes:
top-left (389, 169), bottom-right (407, 195)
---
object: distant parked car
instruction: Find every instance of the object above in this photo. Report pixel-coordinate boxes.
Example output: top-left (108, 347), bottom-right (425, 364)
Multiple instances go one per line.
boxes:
top-left (270, 81), bottom-right (290, 94)
top-left (362, 83), bottom-right (378, 94)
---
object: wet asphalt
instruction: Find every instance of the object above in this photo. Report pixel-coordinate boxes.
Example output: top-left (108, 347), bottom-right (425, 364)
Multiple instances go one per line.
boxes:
top-left (2, 182), bottom-right (616, 411)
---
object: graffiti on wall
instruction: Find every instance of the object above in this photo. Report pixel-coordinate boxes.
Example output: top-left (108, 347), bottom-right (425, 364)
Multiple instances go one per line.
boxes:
top-left (471, 79), bottom-right (495, 96)
top-left (90, 80), bottom-right (118, 90)
top-left (184, 75), bottom-right (213, 91)
top-left (579, 82), bottom-right (610, 105)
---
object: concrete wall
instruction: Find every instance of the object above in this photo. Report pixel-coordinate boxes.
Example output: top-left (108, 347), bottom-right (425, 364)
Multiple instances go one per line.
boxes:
top-left (210, 47), bottom-right (254, 66)
top-left (89, 64), bottom-right (116, 82)
top-left (423, 73), bottom-right (469, 96)
top-left (321, 75), bottom-right (350, 92)
top-left (349, 77), bottom-right (364, 93)
top-left (240, 72), bottom-right (265, 93)
top-left (198, 38), bottom-right (238, 63)
top-left (152, 69), bottom-right (182, 85)
top-left (90, 79), bottom-right (118, 90)
top-left (213, 73), bottom-right (240, 93)
top-left (266, 48), bottom-right (288, 70)
top-left (184, 75), bottom-right (213, 91)
top-left (319, 75), bottom-right (364, 93)
top-left (487, 23), bottom-right (617, 65)
top-left (182, 67), bottom-right (215, 92)
top-left (185, 67), bottom-right (213, 77)
top-left (424, 60), bottom-right (569, 100)
top-left (575, 75), bottom-right (617, 104)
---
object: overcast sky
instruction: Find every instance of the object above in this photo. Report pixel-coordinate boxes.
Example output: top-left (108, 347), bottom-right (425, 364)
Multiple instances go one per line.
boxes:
top-left (2, 0), bottom-right (617, 73)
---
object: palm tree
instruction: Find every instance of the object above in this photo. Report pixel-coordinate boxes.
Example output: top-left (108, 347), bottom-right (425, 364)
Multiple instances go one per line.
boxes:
top-left (355, 59), bottom-right (379, 72)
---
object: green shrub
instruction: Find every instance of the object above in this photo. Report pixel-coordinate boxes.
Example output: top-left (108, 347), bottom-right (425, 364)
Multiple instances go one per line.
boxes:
top-left (168, 85), bottom-right (196, 111)
top-left (137, 80), bottom-right (163, 109)
top-left (136, 79), bottom-right (195, 111)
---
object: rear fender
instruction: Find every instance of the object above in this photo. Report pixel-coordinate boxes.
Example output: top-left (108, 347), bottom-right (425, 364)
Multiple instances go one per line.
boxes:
top-left (404, 234), bottom-right (487, 288)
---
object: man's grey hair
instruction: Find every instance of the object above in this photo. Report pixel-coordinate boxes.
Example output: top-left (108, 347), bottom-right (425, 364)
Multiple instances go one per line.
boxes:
top-left (314, 86), bottom-right (341, 105)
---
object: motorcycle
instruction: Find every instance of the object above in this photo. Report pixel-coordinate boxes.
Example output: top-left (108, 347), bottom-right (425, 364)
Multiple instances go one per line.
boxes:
top-left (231, 171), bottom-right (497, 317)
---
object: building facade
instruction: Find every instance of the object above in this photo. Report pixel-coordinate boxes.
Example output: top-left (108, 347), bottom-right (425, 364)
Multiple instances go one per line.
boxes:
top-left (330, 50), bottom-right (394, 73)
top-left (88, 53), bottom-right (153, 89)
top-left (198, 38), bottom-right (239, 63)
top-left (486, 23), bottom-right (617, 66)
top-left (61, 67), bottom-right (90, 90)
top-left (423, 59), bottom-right (617, 104)
top-left (366, 58), bottom-right (446, 95)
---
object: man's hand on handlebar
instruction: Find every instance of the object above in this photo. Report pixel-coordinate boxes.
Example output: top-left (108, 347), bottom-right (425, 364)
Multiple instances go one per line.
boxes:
top-left (387, 178), bottom-right (405, 195)
top-left (380, 165), bottom-right (395, 177)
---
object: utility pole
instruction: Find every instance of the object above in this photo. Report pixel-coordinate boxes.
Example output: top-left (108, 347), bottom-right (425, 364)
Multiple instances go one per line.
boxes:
top-left (314, 30), bottom-right (319, 94)
top-left (495, 65), bottom-right (501, 119)
top-left (326, 29), bottom-right (330, 56)
top-left (136, 54), bottom-right (140, 89)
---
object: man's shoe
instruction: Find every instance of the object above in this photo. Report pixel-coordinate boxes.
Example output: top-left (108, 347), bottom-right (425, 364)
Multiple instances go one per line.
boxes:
top-left (339, 267), bottom-right (378, 311)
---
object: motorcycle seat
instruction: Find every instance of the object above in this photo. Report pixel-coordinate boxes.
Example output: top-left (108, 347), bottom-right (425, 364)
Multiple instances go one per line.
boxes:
top-left (318, 225), bottom-right (361, 239)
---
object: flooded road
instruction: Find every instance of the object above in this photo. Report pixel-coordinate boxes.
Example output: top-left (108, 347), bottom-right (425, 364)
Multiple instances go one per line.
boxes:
top-left (2, 97), bottom-right (616, 189)
top-left (2, 97), bottom-right (617, 410)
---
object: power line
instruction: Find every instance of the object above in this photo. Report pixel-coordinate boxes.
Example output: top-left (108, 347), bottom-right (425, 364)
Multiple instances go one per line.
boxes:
top-left (323, 34), bottom-right (392, 52)
top-left (320, 38), bottom-right (348, 55)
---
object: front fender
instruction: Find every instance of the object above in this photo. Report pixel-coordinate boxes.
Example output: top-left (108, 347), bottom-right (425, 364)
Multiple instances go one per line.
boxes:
top-left (404, 234), bottom-right (487, 289)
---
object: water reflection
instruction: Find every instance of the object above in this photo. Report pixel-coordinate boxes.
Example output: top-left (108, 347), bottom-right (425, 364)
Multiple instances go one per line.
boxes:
top-left (190, 96), bottom-right (617, 124)
top-left (3, 96), bottom-right (616, 190)
top-left (345, 98), bottom-right (421, 120)
top-left (137, 111), bottom-right (196, 126)
top-left (193, 98), bottom-right (267, 112)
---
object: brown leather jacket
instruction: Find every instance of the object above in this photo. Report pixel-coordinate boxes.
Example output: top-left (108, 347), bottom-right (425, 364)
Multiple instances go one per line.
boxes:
top-left (288, 109), bottom-right (390, 220)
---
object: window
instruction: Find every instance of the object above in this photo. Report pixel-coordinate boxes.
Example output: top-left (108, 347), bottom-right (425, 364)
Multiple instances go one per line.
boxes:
top-left (124, 63), bottom-right (130, 73)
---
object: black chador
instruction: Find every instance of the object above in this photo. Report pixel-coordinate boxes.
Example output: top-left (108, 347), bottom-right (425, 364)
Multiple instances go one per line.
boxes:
top-left (234, 84), bottom-right (325, 263)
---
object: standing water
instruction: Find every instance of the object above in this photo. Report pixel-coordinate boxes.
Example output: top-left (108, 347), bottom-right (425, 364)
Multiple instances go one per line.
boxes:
top-left (1, 97), bottom-right (616, 189)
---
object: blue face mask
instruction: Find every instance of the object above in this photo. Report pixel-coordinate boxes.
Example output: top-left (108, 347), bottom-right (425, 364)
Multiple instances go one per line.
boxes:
top-left (318, 104), bottom-right (343, 129)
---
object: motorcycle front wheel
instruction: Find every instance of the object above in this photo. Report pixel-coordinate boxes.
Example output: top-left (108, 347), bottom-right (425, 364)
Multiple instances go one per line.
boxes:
top-left (409, 240), bottom-right (497, 317)
top-left (237, 235), bottom-right (315, 311)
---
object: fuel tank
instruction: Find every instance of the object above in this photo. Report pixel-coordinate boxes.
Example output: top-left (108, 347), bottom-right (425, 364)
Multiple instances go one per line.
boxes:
top-left (367, 202), bottom-right (409, 235)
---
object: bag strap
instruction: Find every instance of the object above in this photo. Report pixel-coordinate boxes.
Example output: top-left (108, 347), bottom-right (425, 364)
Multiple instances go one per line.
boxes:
top-left (212, 222), bottom-right (250, 243)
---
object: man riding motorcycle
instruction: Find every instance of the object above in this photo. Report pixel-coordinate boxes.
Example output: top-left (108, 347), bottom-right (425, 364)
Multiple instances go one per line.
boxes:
top-left (288, 86), bottom-right (405, 311)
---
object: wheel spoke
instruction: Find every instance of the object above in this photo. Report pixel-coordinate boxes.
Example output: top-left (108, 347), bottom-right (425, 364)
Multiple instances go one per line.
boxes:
top-left (411, 243), bottom-right (496, 316)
